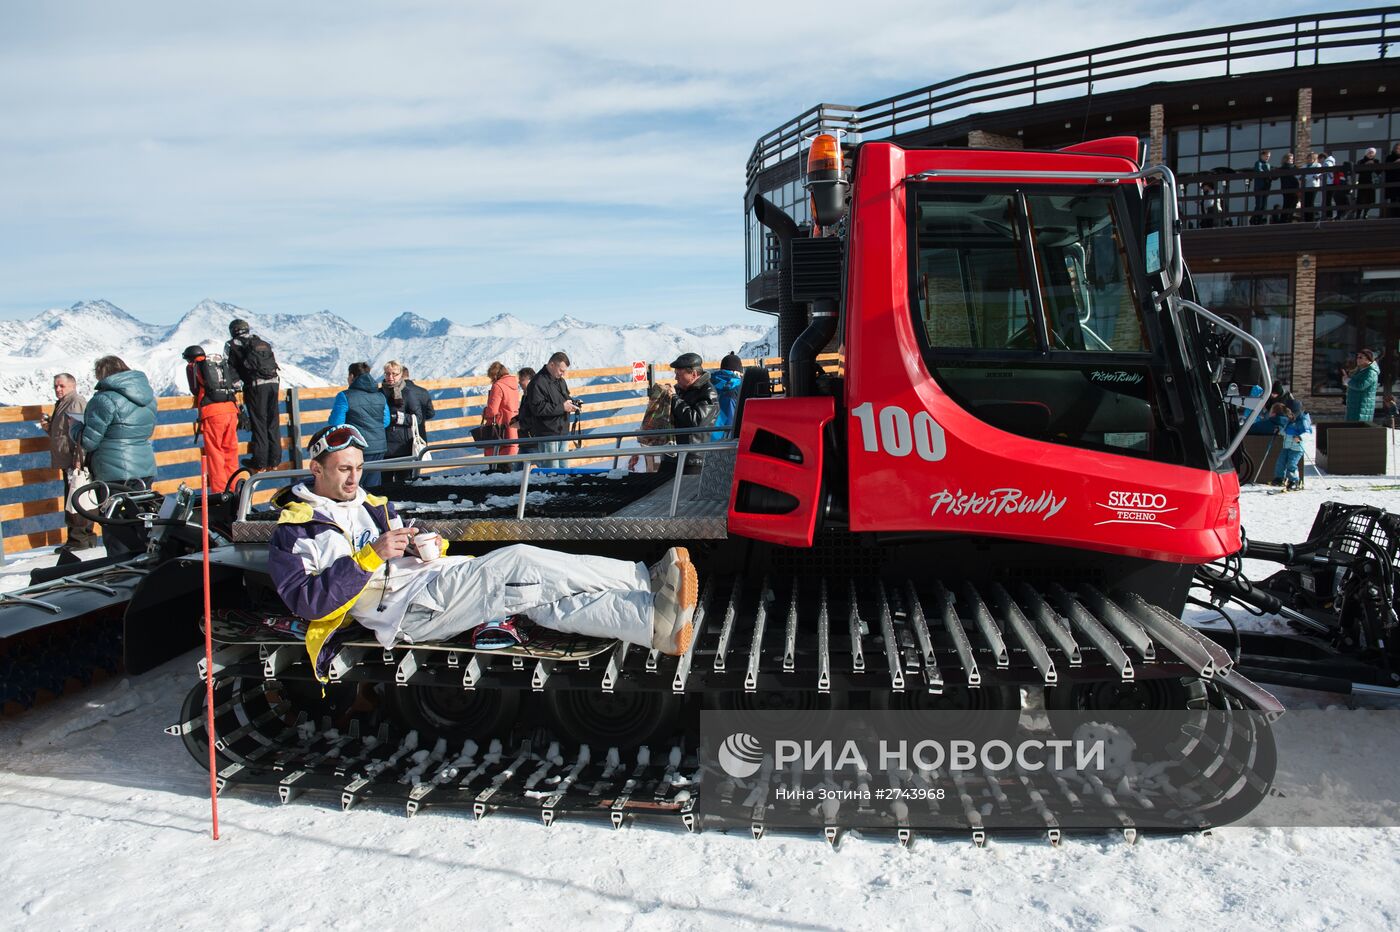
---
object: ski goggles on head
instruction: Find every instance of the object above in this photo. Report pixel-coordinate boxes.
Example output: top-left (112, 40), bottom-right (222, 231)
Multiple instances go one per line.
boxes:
top-left (307, 425), bottom-right (368, 460)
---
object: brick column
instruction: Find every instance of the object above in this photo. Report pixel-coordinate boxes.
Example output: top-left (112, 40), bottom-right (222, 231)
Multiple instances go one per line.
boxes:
top-left (967, 130), bottom-right (1023, 149)
top-left (1293, 253), bottom-right (1316, 395)
top-left (1148, 104), bottom-right (1165, 165)
top-left (1295, 88), bottom-right (1312, 162)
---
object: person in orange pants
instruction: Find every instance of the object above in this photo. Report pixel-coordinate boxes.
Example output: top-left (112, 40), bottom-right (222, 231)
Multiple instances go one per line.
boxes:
top-left (184, 345), bottom-right (242, 493)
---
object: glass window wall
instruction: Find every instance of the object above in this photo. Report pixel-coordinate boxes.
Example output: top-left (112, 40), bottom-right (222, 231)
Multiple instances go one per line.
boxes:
top-left (1194, 271), bottom-right (1295, 387)
top-left (1313, 268), bottom-right (1400, 397)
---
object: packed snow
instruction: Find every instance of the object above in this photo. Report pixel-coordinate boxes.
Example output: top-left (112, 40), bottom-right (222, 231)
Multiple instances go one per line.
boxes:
top-left (0, 299), bottom-right (768, 404)
top-left (4, 475), bottom-right (1400, 928)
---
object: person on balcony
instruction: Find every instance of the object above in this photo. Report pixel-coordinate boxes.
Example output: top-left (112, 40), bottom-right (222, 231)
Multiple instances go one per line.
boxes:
top-left (1356, 148), bottom-right (1383, 218)
top-left (1250, 150), bottom-right (1272, 225)
top-left (1302, 152), bottom-right (1324, 222)
top-left (1199, 181), bottom-right (1222, 229)
top-left (1275, 153), bottom-right (1300, 223)
top-left (1385, 143), bottom-right (1400, 218)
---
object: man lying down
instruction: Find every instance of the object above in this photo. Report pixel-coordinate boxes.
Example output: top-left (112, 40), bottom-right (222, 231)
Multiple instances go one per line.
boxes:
top-left (268, 425), bottom-right (698, 678)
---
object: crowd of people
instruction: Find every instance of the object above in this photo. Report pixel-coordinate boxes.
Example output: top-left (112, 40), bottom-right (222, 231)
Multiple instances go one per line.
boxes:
top-left (1197, 145), bottom-right (1400, 227)
top-left (37, 313), bottom-right (749, 555)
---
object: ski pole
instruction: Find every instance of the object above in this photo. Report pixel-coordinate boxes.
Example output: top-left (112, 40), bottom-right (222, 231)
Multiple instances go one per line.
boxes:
top-left (201, 452), bottom-right (220, 840)
top-left (1391, 415), bottom-right (1397, 475)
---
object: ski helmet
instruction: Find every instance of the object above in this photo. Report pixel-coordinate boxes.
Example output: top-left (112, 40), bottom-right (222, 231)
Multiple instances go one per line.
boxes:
top-left (182, 345), bottom-right (205, 361)
top-left (229, 318), bottom-right (250, 338)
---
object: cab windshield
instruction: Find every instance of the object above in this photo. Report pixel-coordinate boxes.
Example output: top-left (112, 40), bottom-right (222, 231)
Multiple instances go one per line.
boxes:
top-left (909, 184), bottom-right (1181, 464)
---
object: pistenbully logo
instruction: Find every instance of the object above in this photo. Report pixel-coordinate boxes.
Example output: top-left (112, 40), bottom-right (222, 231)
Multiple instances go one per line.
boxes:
top-left (718, 732), bottom-right (764, 778)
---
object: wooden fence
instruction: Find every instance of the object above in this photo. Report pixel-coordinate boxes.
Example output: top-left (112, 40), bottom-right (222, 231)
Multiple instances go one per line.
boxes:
top-left (0, 355), bottom-right (796, 555)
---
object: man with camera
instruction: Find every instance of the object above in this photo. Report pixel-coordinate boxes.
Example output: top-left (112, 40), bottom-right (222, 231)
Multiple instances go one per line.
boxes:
top-left (659, 352), bottom-right (719, 472)
top-left (519, 351), bottom-right (581, 468)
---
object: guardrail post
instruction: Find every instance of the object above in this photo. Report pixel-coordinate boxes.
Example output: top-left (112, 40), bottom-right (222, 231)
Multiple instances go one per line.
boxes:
top-left (287, 386), bottom-right (304, 470)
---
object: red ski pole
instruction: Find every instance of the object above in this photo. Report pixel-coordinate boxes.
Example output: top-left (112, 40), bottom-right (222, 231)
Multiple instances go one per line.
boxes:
top-left (201, 452), bottom-right (220, 840)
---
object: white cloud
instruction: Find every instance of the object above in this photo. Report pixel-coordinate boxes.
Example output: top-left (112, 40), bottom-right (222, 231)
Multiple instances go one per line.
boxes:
top-left (0, 0), bottom-right (1324, 324)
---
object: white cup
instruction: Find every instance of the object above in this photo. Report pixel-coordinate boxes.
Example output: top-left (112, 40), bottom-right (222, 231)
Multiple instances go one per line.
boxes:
top-left (413, 531), bottom-right (442, 562)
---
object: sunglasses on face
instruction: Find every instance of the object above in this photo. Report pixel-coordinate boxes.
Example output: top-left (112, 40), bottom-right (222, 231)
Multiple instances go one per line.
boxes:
top-left (308, 425), bottom-right (368, 460)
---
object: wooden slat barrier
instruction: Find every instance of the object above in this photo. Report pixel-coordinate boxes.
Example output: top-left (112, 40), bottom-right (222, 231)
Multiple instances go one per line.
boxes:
top-left (0, 356), bottom-right (828, 554)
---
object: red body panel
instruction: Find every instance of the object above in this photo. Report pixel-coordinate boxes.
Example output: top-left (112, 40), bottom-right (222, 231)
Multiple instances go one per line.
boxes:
top-left (727, 396), bottom-right (834, 547)
top-left (843, 142), bottom-right (1241, 564)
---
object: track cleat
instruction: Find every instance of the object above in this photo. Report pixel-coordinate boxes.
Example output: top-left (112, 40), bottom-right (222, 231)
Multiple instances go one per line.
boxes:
top-left (649, 547), bottom-right (698, 656)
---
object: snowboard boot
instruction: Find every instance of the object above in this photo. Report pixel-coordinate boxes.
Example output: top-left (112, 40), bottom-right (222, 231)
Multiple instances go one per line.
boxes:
top-left (649, 547), bottom-right (697, 656)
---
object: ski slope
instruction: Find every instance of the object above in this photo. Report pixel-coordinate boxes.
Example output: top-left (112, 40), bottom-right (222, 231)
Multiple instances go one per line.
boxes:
top-left (4, 477), bottom-right (1400, 929)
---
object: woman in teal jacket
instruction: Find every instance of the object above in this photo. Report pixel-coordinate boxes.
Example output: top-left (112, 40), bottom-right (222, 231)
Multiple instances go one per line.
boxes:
top-left (79, 355), bottom-right (157, 554)
top-left (1344, 349), bottom-right (1379, 421)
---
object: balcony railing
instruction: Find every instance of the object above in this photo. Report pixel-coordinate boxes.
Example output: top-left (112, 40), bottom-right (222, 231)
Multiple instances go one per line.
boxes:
top-left (1178, 166), bottom-right (1400, 229)
top-left (747, 6), bottom-right (1398, 185)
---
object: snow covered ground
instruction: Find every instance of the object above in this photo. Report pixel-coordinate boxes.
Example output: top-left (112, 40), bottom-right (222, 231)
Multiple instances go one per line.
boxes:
top-left (6, 472), bottom-right (1400, 929)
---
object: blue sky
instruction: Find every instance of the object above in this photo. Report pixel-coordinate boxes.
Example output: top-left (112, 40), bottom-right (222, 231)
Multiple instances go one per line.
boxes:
top-left (0, 0), bottom-right (1330, 328)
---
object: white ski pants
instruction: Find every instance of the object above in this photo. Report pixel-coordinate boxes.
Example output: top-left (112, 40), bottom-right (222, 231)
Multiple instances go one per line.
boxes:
top-left (399, 544), bottom-right (654, 647)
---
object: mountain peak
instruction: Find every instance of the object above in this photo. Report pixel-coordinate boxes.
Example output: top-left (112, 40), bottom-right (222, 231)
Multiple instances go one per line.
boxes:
top-left (377, 312), bottom-right (452, 339)
top-left (550, 314), bottom-right (592, 330)
top-left (63, 299), bottom-right (139, 322)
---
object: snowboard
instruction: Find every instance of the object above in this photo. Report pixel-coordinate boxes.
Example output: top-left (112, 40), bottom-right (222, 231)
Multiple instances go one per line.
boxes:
top-left (207, 608), bottom-right (617, 661)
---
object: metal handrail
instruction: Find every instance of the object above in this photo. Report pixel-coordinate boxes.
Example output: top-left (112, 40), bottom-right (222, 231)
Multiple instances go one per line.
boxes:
top-left (418, 424), bottom-right (735, 461)
top-left (235, 438), bottom-right (740, 522)
top-left (1176, 298), bottom-right (1273, 469)
top-left (0, 558), bottom-right (152, 613)
top-left (747, 7), bottom-right (1398, 182)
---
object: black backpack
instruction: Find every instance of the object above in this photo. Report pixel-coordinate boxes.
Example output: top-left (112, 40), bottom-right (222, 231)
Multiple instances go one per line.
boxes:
top-left (197, 355), bottom-right (238, 404)
top-left (244, 335), bottom-right (279, 380)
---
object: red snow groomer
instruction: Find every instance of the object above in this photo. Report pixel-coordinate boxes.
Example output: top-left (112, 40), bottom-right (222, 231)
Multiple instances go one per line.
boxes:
top-left (153, 133), bottom-right (1284, 843)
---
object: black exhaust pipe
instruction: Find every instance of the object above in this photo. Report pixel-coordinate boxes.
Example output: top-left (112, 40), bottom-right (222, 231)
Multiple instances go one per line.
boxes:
top-left (752, 196), bottom-right (807, 375)
top-left (789, 297), bottom-right (837, 398)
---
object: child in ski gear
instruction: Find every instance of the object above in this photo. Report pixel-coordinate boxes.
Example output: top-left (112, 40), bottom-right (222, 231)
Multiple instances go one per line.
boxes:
top-left (224, 318), bottom-right (282, 471)
top-left (184, 345), bottom-right (241, 493)
top-left (1270, 402), bottom-right (1311, 490)
top-left (268, 425), bottom-right (699, 678)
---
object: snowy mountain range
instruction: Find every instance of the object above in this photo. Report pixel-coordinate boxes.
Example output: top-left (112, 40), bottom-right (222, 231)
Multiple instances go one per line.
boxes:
top-left (0, 299), bottom-right (775, 404)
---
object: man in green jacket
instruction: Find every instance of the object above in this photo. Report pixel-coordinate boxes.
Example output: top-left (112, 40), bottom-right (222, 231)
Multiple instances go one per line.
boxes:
top-left (80, 355), bottom-right (158, 555)
top-left (1344, 348), bottom-right (1380, 421)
